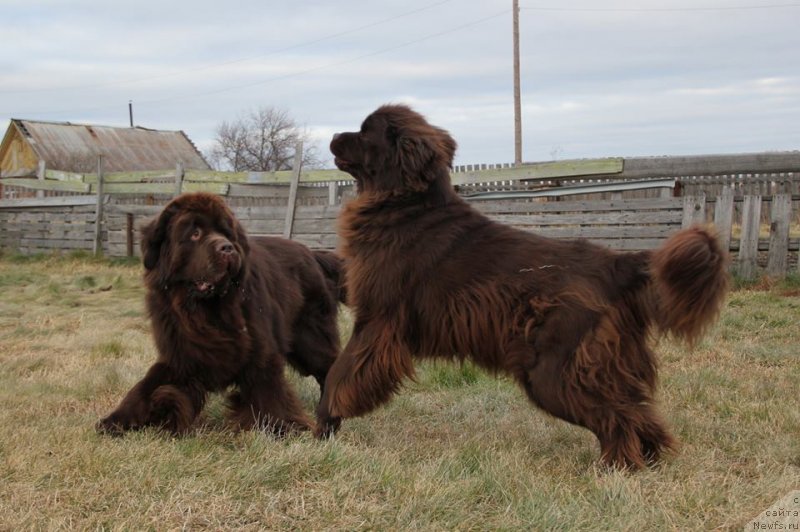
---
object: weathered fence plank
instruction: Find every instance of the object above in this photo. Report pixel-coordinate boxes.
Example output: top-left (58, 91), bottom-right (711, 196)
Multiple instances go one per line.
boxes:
top-left (452, 158), bottom-right (624, 186)
top-left (36, 161), bottom-right (46, 199)
top-left (766, 193), bottom-right (792, 278)
top-left (474, 197), bottom-right (681, 215)
top-left (19, 238), bottom-right (98, 250)
top-left (282, 143), bottom-right (303, 239)
top-left (490, 210), bottom-right (681, 226)
top-left (126, 213), bottom-right (134, 257)
top-left (682, 194), bottom-right (706, 227)
top-left (328, 182), bottom-right (338, 206)
top-left (0, 177), bottom-right (91, 193)
top-left (0, 196), bottom-right (97, 208)
top-left (738, 195), bottom-right (762, 279)
top-left (713, 186), bottom-right (734, 253)
top-left (591, 152), bottom-right (800, 180)
top-left (93, 156), bottom-right (104, 256)
top-left (174, 162), bottom-right (185, 197)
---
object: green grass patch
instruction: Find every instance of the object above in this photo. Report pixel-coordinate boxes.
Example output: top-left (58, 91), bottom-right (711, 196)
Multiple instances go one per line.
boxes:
top-left (91, 340), bottom-right (127, 360)
top-left (426, 361), bottom-right (482, 389)
top-left (0, 255), bottom-right (797, 530)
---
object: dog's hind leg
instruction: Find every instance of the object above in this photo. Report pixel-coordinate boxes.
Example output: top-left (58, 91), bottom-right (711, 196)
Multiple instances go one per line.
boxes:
top-left (286, 303), bottom-right (340, 395)
top-left (567, 316), bottom-right (677, 469)
top-left (518, 349), bottom-right (674, 469)
top-left (576, 401), bottom-right (676, 470)
top-left (511, 311), bottom-right (676, 470)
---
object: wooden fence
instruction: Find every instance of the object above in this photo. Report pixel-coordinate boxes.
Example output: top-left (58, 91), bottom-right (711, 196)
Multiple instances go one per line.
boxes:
top-left (452, 152), bottom-right (800, 195)
top-left (1, 151), bottom-right (799, 279)
top-left (1, 188), bottom-right (796, 279)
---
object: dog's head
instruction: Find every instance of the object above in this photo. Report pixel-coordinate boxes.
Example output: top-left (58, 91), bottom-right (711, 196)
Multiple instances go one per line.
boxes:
top-left (330, 104), bottom-right (457, 194)
top-left (140, 192), bottom-right (249, 298)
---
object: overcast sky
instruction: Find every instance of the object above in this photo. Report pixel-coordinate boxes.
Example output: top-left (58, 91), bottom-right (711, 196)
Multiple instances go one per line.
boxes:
top-left (1, 0), bottom-right (798, 167)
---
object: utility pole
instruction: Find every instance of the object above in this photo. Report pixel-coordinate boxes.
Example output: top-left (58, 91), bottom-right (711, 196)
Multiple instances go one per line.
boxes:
top-left (513, 0), bottom-right (522, 166)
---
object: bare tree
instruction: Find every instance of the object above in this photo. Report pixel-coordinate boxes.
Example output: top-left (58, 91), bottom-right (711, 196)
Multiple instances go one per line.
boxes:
top-left (208, 107), bottom-right (320, 172)
top-left (210, 120), bottom-right (249, 172)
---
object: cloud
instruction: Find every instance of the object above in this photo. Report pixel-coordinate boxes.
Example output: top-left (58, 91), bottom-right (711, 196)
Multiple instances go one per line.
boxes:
top-left (1, 0), bottom-right (798, 166)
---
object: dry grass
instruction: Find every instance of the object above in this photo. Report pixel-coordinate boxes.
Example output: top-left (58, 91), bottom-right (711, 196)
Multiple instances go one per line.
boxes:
top-left (0, 252), bottom-right (798, 530)
top-left (729, 221), bottom-right (800, 239)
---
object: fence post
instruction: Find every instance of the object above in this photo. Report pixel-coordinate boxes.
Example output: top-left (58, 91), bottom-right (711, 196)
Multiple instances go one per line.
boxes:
top-left (174, 161), bottom-right (185, 197)
top-left (93, 155), bottom-right (105, 256)
top-left (766, 193), bottom-right (792, 278)
top-left (738, 194), bottom-right (762, 280)
top-left (125, 213), bottom-right (135, 257)
top-left (328, 181), bottom-right (339, 206)
top-left (282, 142), bottom-right (303, 239)
top-left (681, 193), bottom-right (706, 227)
top-left (36, 160), bottom-right (46, 199)
top-left (713, 186), bottom-right (734, 254)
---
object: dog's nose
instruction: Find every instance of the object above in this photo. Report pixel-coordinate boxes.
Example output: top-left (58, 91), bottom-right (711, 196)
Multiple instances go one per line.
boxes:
top-left (217, 241), bottom-right (235, 255)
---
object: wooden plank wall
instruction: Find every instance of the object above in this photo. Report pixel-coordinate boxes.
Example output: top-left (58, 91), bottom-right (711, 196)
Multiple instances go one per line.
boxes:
top-left (0, 199), bottom-right (102, 254)
top-left (472, 197), bottom-right (682, 251)
top-left (104, 197), bottom-right (683, 259)
top-left (104, 201), bottom-right (343, 257)
top-left (100, 193), bottom-right (797, 279)
top-left (1, 190), bottom-right (797, 280)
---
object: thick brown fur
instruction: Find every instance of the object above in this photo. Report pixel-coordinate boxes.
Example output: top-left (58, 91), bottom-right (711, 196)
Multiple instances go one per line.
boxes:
top-left (318, 104), bottom-right (729, 469)
top-left (97, 192), bottom-right (342, 436)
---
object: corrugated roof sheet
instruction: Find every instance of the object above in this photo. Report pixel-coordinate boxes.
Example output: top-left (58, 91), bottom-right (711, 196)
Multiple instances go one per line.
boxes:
top-left (11, 119), bottom-right (210, 172)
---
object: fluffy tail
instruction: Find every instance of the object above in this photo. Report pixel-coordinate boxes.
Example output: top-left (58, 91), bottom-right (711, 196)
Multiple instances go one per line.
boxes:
top-left (313, 250), bottom-right (347, 304)
top-left (649, 226), bottom-right (729, 345)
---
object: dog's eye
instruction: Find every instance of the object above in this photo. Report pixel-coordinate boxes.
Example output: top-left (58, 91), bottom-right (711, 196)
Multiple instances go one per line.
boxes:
top-left (190, 228), bottom-right (202, 241)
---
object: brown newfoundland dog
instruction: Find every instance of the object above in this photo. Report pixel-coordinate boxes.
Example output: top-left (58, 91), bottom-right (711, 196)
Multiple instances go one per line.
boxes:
top-left (317, 104), bottom-right (729, 469)
top-left (97, 192), bottom-right (341, 436)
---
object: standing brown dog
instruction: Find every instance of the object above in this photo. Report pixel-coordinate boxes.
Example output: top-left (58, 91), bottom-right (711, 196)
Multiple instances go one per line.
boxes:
top-left (317, 104), bottom-right (729, 469)
top-left (97, 192), bottom-right (341, 436)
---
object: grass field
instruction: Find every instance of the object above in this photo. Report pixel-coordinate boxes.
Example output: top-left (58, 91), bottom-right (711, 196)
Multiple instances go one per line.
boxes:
top-left (0, 252), bottom-right (798, 530)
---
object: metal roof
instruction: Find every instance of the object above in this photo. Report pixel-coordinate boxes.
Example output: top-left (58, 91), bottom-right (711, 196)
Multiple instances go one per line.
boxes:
top-left (8, 119), bottom-right (210, 173)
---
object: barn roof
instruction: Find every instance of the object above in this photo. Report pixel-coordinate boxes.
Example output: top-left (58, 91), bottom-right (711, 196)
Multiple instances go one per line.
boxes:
top-left (3, 119), bottom-right (210, 173)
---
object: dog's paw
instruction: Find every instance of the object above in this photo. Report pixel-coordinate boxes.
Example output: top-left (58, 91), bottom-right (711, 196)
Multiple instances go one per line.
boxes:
top-left (95, 412), bottom-right (137, 436)
top-left (313, 416), bottom-right (341, 439)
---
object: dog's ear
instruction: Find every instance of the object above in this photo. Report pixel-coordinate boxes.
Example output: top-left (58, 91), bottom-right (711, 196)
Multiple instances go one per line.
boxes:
top-left (396, 126), bottom-right (457, 189)
top-left (140, 204), bottom-right (178, 270)
top-left (431, 127), bottom-right (457, 168)
top-left (397, 136), bottom-right (433, 181)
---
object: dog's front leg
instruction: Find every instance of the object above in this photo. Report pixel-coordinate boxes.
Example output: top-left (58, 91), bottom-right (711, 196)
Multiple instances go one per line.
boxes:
top-left (315, 319), bottom-right (414, 438)
top-left (96, 362), bottom-right (176, 435)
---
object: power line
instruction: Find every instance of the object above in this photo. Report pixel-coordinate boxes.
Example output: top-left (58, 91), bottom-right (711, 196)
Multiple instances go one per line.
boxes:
top-left (10, 9), bottom-right (511, 117)
top-left (143, 9), bottom-right (511, 105)
top-left (0, 0), bottom-right (455, 95)
top-left (521, 3), bottom-right (800, 12)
